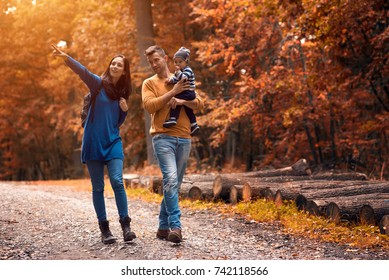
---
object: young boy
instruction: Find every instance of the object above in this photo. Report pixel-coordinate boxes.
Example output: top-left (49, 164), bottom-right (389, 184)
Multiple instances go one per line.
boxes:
top-left (163, 47), bottom-right (200, 135)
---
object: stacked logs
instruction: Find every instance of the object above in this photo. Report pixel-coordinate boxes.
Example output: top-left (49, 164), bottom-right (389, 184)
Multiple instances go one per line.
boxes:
top-left (123, 174), bottom-right (162, 194)
top-left (124, 159), bottom-right (389, 236)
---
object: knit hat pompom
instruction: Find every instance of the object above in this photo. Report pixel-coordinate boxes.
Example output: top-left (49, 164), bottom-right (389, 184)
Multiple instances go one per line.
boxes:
top-left (174, 47), bottom-right (190, 61)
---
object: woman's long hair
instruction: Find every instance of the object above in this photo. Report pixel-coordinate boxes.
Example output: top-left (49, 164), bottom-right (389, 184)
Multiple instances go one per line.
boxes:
top-left (101, 54), bottom-right (132, 100)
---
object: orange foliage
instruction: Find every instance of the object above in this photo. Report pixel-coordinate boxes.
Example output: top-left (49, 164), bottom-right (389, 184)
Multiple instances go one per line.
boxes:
top-left (0, 0), bottom-right (387, 179)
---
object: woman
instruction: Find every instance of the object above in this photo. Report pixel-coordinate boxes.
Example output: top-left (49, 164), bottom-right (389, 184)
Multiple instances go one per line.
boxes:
top-left (52, 44), bottom-right (136, 244)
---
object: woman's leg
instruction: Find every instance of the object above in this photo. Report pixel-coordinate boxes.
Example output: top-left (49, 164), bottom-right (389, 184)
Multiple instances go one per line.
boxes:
top-left (106, 159), bottom-right (136, 241)
top-left (86, 160), bottom-right (106, 221)
top-left (106, 158), bottom-right (128, 219)
top-left (87, 160), bottom-right (116, 243)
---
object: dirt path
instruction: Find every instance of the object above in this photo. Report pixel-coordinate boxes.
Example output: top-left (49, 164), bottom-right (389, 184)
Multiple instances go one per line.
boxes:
top-left (1, 181), bottom-right (388, 260)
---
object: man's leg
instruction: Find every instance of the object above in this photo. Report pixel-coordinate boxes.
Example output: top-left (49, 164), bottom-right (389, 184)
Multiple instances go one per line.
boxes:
top-left (167, 136), bottom-right (191, 242)
top-left (152, 135), bottom-right (182, 229)
top-left (176, 137), bottom-right (191, 190)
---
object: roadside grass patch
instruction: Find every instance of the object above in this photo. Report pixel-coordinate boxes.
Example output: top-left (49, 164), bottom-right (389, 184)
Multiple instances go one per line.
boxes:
top-left (234, 198), bottom-right (389, 250)
top-left (33, 179), bottom-right (389, 250)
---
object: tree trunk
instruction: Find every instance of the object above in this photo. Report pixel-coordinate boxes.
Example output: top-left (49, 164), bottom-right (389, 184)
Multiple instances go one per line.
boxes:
top-left (179, 181), bottom-right (214, 200)
top-left (242, 180), bottom-right (388, 202)
top-left (184, 174), bottom-right (219, 183)
top-left (359, 205), bottom-right (376, 226)
top-left (241, 179), bottom-right (389, 225)
top-left (235, 182), bottom-right (272, 202)
top-left (308, 171), bottom-right (367, 181)
top-left (212, 159), bottom-right (313, 200)
top-left (183, 162), bottom-right (365, 186)
top-left (304, 125), bottom-right (319, 165)
top-left (229, 183), bottom-right (251, 205)
top-left (123, 174), bottom-right (140, 188)
top-left (133, 0), bottom-right (156, 165)
top-left (307, 192), bottom-right (389, 225)
top-left (306, 200), bottom-right (320, 215)
top-left (379, 215), bottom-right (389, 235)
top-left (212, 174), bottom-right (244, 201)
top-left (149, 176), bottom-right (163, 194)
top-left (324, 202), bottom-right (341, 224)
top-left (229, 185), bottom-right (242, 205)
top-left (274, 190), bottom-right (283, 207)
top-left (124, 174), bottom-right (162, 193)
top-left (243, 158), bottom-right (311, 177)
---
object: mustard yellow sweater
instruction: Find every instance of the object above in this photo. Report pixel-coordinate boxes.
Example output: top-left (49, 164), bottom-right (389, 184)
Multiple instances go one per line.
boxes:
top-left (142, 74), bottom-right (204, 138)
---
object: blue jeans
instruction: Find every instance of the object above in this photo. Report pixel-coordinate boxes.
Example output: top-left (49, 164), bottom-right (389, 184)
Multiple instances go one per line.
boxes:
top-left (152, 134), bottom-right (191, 229)
top-left (86, 159), bottom-right (128, 222)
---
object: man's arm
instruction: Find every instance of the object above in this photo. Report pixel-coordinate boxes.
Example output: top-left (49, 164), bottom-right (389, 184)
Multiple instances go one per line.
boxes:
top-left (169, 94), bottom-right (204, 111)
top-left (142, 79), bottom-right (191, 114)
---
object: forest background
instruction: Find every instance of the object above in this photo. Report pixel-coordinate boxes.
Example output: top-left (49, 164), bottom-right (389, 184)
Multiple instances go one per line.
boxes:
top-left (0, 0), bottom-right (388, 181)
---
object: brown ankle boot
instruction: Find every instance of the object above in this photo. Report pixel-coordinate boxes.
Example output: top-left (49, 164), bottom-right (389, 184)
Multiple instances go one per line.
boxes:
top-left (167, 228), bottom-right (182, 243)
top-left (156, 229), bottom-right (170, 240)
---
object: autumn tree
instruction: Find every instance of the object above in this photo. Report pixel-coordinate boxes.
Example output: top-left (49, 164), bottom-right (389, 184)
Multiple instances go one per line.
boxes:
top-left (188, 0), bottom-right (388, 177)
top-left (0, 0), bottom-right (140, 179)
top-left (1, 0), bottom-right (387, 180)
top-left (0, 0), bottom-right (80, 179)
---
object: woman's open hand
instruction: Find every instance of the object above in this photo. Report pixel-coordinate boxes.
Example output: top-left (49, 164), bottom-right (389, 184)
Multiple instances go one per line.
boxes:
top-left (51, 44), bottom-right (68, 58)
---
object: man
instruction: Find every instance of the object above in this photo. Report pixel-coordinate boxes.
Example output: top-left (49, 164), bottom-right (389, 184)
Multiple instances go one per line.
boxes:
top-left (142, 45), bottom-right (204, 243)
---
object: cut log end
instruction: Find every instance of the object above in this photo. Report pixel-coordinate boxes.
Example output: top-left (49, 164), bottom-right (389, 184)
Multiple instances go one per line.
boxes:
top-left (359, 205), bottom-right (376, 226)
top-left (188, 186), bottom-right (202, 200)
top-left (291, 158), bottom-right (311, 175)
top-left (325, 202), bottom-right (340, 224)
top-left (229, 186), bottom-right (239, 205)
top-left (260, 188), bottom-right (274, 202)
top-left (212, 175), bottom-right (223, 198)
top-left (123, 174), bottom-right (140, 188)
top-left (379, 215), bottom-right (389, 235)
top-left (295, 194), bottom-right (307, 211)
top-left (306, 200), bottom-right (320, 216)
top-left (242, 182), bottom-right (251, 202)
top-left (274, 190), bottom-right (283, 207)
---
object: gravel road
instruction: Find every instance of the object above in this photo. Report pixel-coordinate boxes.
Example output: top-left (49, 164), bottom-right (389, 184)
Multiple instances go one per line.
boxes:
top-left (1, 181), bottom-right (388, 260)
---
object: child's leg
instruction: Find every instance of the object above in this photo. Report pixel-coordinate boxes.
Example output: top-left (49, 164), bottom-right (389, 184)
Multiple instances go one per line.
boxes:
top-left (183, 106), bottom-right (200, 136)
top-left (175, 90), bottom-right (196, 100)
top-left (170, 105), bottom-right (182, 120)
top-left (183, 106), bottom-right (196, 124)
top-left (163, 90), bottom-right (196, 129)
top-left (163, 106), bottom-right (182, 128)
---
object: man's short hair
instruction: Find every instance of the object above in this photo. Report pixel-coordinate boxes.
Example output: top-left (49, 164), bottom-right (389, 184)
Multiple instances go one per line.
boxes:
top-left (144, 45), bottom-right (166, 57)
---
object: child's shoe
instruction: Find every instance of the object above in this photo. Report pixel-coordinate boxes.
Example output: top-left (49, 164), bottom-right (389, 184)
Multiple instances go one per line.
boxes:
top-left (190, 123), bottom-right (200, 136)
top-left (163, 118), bottom-right (177, 128)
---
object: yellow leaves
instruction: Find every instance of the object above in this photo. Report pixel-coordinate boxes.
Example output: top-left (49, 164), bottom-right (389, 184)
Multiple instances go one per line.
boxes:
top-left (300, 40), bottom-right (317, 48)
top-left (282, 107), bottom-right (304, 128)
top-left (238, 85), bottom-right (249, 93)
top-left (360, 120), bottom-right (380, 133)
top-left (316, 92), bottom-right (326, 100)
